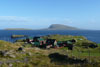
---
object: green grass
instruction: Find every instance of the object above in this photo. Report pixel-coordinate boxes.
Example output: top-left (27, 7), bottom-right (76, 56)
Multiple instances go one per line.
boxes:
top-left (0, 35), bottom-right (100, 67)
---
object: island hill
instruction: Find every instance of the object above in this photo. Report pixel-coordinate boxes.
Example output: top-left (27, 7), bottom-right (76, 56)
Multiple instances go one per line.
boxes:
top-left (5, 28), bottom-right (32, 30)
top-left (5, 24), bottom-right (79, 30)
top-left (46, 24), bottom-right (79, 30)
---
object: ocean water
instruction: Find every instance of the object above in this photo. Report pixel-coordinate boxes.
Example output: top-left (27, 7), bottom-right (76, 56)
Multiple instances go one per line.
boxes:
top-left (0, 30), bottom-right (100, 43)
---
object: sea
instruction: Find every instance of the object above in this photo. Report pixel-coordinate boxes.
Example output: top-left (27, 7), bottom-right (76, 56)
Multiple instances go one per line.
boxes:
top-left (0, 30), bottom-right (100, 43)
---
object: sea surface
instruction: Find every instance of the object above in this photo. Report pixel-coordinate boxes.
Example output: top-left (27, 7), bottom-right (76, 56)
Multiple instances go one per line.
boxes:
top-left (0, 30), bottom-right (100, 43)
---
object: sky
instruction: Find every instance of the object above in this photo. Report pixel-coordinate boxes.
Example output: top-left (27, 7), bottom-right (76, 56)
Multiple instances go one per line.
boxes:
top-left (0, 0), bottom-right (100, 30)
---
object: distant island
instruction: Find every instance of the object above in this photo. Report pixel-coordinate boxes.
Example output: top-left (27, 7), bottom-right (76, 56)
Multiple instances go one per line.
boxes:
top-left (5, 24), bottom-right (79, 30)
top-left (46, 24), bottom-right (79, 30)
top-left (5, 28), bottom-right (32, 30)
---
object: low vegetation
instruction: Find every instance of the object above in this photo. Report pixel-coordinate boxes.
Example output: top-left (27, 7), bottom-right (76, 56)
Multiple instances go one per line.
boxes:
top-left (11, 35), bottom-right (27, 38)
top-left (0, 34), bottom-right (100, 67)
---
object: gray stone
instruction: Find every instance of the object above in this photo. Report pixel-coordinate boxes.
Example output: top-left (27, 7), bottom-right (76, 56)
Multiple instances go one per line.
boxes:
top-left (9, 63), bottom-right (13, 67)
top-left (27, 52), bottom-right (32, 56)
top-left (8, 54), bottom-right (16, 58)
top-left (0, 50), bottom-right (8, 57)
top-left (0, 50), bottom-right (16, 58)
top-left (34, 47), bottom-right (41, 51)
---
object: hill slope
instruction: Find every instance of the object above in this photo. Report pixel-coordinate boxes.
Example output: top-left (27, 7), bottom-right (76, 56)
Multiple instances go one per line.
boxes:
top-left (47, 24), bottom-right (79, 30)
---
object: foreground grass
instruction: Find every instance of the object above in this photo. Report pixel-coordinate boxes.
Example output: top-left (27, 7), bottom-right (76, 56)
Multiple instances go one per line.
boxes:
top-left (0, 34), bottom-right (100, 67)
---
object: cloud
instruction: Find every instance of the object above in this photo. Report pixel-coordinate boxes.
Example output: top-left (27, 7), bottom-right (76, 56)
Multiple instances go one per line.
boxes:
top-left (33, 18), bottom-right (72, 25)
top-left (0, 16), bottom-right (32, 22)
top-left (0, 16), bottom-right (72, 29)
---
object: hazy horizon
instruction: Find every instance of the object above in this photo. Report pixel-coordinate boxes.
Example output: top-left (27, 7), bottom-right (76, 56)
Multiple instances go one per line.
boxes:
top-left (0, 0), bottom-right (100, 30)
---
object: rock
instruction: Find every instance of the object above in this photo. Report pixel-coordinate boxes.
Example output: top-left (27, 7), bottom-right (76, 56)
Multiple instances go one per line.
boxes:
top-left (34, 47), bottom-right (41, 51)
top-left (0, 50), bottom-right (8, 57)
top-left (28, 52), bottom-right (32, 56)
top-left (79, 39), bottom-right (83, 40)
top-left (22, 49), bottom-right (26, 52)
top-left (18, 47), bottom-right (23, 51)
top-left (0, 50), bottom-right (16, 58)
top-left (9, 63), bottom-right (13, 67)
top-left (26, 52), bottom-right (32, 56)
top-left (8, 54), bottom-right (16, 58)
top-left (8, 50), bottom-right (14, 53)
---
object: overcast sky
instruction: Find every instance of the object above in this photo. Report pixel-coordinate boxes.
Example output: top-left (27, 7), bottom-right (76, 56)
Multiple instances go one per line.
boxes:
top-left (0, 0), bottom-right (100, 30)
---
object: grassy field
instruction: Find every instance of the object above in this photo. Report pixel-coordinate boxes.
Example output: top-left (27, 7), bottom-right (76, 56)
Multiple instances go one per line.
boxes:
top-left (0, 34), bottom-right (100, 67)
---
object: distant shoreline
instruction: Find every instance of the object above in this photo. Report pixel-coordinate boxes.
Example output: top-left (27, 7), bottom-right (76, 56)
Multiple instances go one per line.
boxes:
top-left (5, 28), bottom-right (33, 30)
top-left (4, 24), bottom-right (80, 30)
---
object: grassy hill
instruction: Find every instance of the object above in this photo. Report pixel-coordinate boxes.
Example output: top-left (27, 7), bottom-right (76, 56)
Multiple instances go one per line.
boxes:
top-left (0, 35), bottom-right (100, 67)
top-left (47, 24), bottom-right (79, 30)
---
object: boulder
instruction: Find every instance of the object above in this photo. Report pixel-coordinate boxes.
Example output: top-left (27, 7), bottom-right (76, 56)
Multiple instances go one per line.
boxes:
top-left (9, 63), bottom-right (13, 67)
top-left (26, 52), bottom-right (32, 56)
top-left (18, 47), bottom-right (23, 51)
top-left (8, 54), bottom-right (16, 58)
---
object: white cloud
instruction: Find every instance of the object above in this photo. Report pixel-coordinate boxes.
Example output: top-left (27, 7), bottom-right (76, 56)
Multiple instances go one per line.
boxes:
top-left (33, 18), bottom-right (72, 25)
top-left (0, 16), bottom-right (32, 22)
top-left (0, 16), bottom-right (72, 29)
